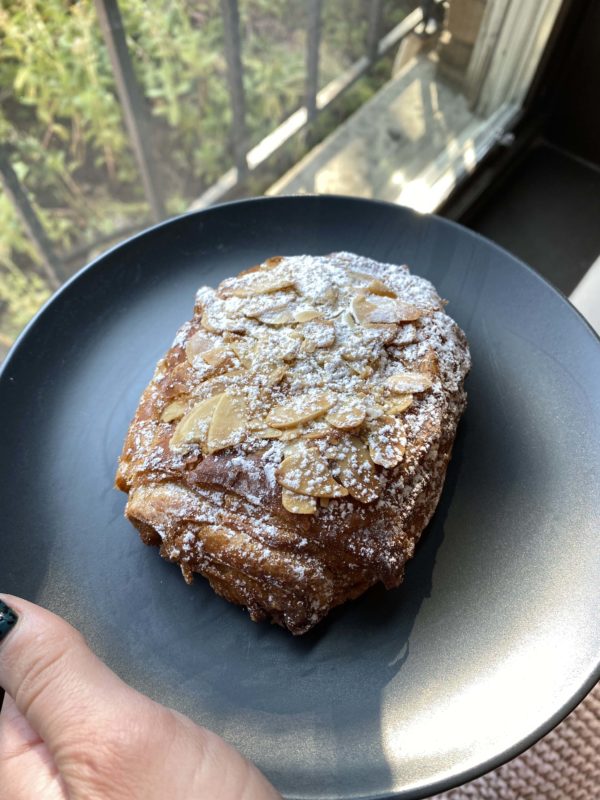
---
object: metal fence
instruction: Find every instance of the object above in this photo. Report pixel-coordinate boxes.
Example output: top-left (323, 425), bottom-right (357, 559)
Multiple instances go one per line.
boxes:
top-left (0, 0), bottom-right (443, 287)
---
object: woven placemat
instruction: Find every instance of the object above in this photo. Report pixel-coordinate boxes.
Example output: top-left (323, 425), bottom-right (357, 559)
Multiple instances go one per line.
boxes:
top-left (430, 683), bottom-right (600, 799)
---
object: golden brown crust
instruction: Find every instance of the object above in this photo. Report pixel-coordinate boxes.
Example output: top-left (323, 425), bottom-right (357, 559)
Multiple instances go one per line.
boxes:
top-left (116, 253), bottom-right (470, 634)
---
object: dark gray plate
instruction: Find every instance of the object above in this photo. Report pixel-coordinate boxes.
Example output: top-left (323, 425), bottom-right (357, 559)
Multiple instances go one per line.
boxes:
top-left (1, 196), bottom-right (599, 800)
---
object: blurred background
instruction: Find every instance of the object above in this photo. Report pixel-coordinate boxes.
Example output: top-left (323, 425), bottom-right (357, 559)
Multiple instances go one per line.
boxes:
top-left (1, 0), bottom-right (599, 360)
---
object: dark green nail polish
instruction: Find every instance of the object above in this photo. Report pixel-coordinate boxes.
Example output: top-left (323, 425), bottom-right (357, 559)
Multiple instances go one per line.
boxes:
top-left (0, 600), bottom-right (18, 643)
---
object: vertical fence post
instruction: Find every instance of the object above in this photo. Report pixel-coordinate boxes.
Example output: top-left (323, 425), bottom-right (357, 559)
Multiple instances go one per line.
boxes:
top-left (94, 0), bottom-right (165, 222)
top-left (220, 0), bottom-right (248, 177)
top-left (367, 0), bottom-right (385, 62)
top-left (305, 0), bottom-right (323, 121)
top-left (0, 148), bottom-right (61, 289)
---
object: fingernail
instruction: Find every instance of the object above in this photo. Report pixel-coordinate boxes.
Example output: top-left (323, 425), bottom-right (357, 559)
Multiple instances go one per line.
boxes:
top-left (0, 600), bottom-right (18, 643)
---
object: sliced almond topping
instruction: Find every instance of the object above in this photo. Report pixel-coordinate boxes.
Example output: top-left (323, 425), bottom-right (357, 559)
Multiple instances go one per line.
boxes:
top-left (259, 427), bottom-right (283, 439)
top-left (302, 422), bottom-right (332, 440)
top-left (335, 436), bottom-right (381, 503)
top-left (347, 268), bottom-right (375, 282)
top-left (392, 300), bottom-right (428, 323)
top-left (418, 349), bottom-right (439, 377)
top-left (206, 393), bottom-right (248, 453)
top-left (201, 346), bottom-right (231, 367)
top-left (386, 371), bottom-right (433, 393)
top-left (367, 279), bottom-right (396, 298)
top-left (262, 256), bottom-right (284, 270)
top-left (186, 330), bottom-right (218, 365)
top-left (161, 399), bottom-right (189, 423)
top-left (266, 365), bottom-right (287, 387)
top-left (364, 399), bottom-right (385, 419)
top-left (201, 307), bottom-right (246, 334)
top-left (367, 415), bottom-right (407, 469)
top-left (350, 293), bottom-right (379, 326)
top-left (385, 394), bottom-right (413, 415)
top-left (266, 392), bottom-right (335, 429)
top-left (321, 285), bottom-right (338, 305)
top-left (170, 394), bottom-right (223, 448)
top-left (280, 429), bottom-right (302, 442)
top-left (282, 489), bottom-right (317, 515)
top-left (294, 306), bottom-right (321, 323)
top-left (223, 273), bottom-right (295, 297)
top-left (259, 309), bottom-right (295, 326)
top-left (301, 318), bottom-right (335, 349)
top-left (242, 292), bottom-right (292, 319)
top-left (326, 397), bottom-right (366, 430)
top-left (351, 292), bottom-right (425, 325)
top-left (342, 310), bottom-right (357, 329)
top-left (277, 448), bottom-right (348, 498)
top-left (348, 362), bottom-right (374, 379)
top-left (229, 343), bottom-right (253, 370)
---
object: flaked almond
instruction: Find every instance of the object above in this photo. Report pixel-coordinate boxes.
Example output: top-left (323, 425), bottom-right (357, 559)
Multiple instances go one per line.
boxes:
top-left (170, 394), bottom-right (223, 448)
top-left (350, 293), bottom-right (378, 326)
top-left (201, 346), bottom-right (231, 367)
top-left (326, 397), bottom-right (366, 430)
top-left (385, 394), bottom-right (413, 415)
top-left (282, 489), bottom-right (317, 515)
top-left (335, 436), bottom-right (381, 503)
top-left (161, 399), bottom-right (188, 423)
top-left (277, 448), bottom-right (348, 498)
top-left (367, 415), bottom-right (406, 468)
top-left (229, 343), bottom-right (253, 369)
top-left (201, 368), bottom-right (247, 396)
top-left (259, 309), bottom-right (295, 326)
top-left (364, 399), bottom-right (386, 419)
top-left (351, 292), bottom-right (424, 325)
top-left (242, 292), bottom-right (292, 319)
top-left (347, 268), bottom-right (375, 282)
top-left (262, 256), bottom-right (284, 270)
top-left (321, 285), bottom-right (338, 305)
top-left (186, 330), bottom-right (218, 365)
top-left (302, 422), bottom-right (332, 440)
top-left (266, 392), bottom-right (334, 429)
top-left (206, 393), bottom-right (248, 453)
top-left (348, 362), bottom-right (374, 379)
top-left (418, 349), bottom-right (439, 377)
top-left (259, 427), bottom-right (283, 439)
top-left (266, 365), bottom-right (287, 387)
top-left (248, 420), bottom-right (282, 439)
top-left (201, 307), bottom-right (246, 334)
top-left (223, 273), bottom-right (295, 297)
top-left (367, 279), bottom-right (396, 298)
top-left (294, 306), bottom-right (321, 323)
top-left (386, 371), bottom-right (433, 393)
top-left (300, 319), bottom-right (335, 352)
top-left (392, 300), bottom-right (428, 322)
top-left (279, 429), bottom-right (302, 442)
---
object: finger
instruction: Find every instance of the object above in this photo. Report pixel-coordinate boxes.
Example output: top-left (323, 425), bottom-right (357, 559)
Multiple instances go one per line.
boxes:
top-left (0, 693), bottom-right (66, 800)
top-left (0, 595), bottom-right (137, 755)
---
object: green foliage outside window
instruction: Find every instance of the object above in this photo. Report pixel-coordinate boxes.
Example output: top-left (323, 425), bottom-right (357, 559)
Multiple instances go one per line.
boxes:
top-left (0, 0), bottom-right (410, 349)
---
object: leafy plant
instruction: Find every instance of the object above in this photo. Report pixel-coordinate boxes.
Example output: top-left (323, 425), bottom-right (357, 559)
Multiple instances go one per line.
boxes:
top-left (0, 0), bottom-right (410, 350)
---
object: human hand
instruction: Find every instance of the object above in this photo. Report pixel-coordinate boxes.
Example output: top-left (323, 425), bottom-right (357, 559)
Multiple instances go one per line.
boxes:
top-left (0, 596), bottom-right (281, 800)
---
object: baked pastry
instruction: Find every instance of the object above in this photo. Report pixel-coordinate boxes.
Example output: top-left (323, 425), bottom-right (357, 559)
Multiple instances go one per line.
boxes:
top-left (116, 253), bottom-right (470, 634)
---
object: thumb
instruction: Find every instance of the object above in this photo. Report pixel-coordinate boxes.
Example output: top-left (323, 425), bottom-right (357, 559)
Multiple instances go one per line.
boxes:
top-left (0, 595), bottom-right (136, 754)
